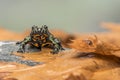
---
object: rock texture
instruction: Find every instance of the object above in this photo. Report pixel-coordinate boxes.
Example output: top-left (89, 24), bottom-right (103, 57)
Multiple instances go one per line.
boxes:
top-left (0, 42), bottom-right (43, 66)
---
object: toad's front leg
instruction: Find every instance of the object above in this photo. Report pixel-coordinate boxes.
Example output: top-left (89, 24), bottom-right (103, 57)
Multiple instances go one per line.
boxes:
top-left (49, 35), bottom-right (64, 54)
top-left (16, 36), bottom-right (31, 53)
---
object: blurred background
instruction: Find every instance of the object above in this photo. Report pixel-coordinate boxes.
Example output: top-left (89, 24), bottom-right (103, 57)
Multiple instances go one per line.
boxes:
top-left (0, 0), bottom-right (120, 33)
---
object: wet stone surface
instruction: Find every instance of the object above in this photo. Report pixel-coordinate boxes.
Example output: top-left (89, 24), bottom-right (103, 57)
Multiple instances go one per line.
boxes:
top-left (0, 41), bottom-right (43, 66)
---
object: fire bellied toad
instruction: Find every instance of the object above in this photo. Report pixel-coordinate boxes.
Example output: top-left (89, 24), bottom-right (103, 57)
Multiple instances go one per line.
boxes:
top-left (16, 25), bottom-right (64, 54)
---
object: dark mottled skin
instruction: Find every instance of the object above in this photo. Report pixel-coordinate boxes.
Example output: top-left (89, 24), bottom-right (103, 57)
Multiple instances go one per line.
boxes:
top-left (16, 25), bottom-right (64, 54)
